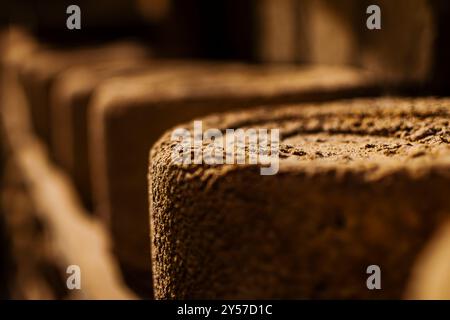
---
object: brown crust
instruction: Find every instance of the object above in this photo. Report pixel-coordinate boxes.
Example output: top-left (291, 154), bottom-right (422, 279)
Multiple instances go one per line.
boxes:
top-left (89, 64), bottom-right (379, 298)
top-left (150, 98), bottom-right (450, 299)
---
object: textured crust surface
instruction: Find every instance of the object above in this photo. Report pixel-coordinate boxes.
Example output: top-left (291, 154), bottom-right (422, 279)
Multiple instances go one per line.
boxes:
top-left (89, 64), bottom-right (378, 297)
top-left (150, 98), bottom-right (450, 299)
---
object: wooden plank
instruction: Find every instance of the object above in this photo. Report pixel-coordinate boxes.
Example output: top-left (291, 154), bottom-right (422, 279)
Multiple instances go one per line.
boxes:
top-left (1, 55), bottom-right (136, 299)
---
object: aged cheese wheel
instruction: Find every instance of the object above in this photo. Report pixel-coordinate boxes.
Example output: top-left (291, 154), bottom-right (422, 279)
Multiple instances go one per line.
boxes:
top-left (150, 98), bottom-right (450, 299)
top-left (50, 59), bottom-right (156, 209)
top-left (90, 64), bottom-right (378, 297)
top-left (18, 41), bottom-right (149, 145)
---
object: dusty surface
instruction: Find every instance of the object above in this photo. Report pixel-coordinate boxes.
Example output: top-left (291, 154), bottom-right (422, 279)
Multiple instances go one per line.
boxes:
top-left (150, 97), bottom-right (450, 299)
top-left (89, 63), bottom-right (380, 298)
